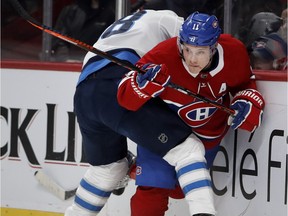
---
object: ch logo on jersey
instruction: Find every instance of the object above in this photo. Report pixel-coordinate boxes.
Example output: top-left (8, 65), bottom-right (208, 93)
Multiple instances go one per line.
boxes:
top-left (178, 99), bottom-right (221, 128)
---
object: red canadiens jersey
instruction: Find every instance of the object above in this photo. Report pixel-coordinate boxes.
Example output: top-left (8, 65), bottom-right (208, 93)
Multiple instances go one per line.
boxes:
top-left (118, 34), bottom-right (257, 149)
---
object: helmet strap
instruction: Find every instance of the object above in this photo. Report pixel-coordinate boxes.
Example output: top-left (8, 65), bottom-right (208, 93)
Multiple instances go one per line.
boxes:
top-left (178, 39), bottom-right (186, 61)
top-left (210, 43), bottom-right (218, 57)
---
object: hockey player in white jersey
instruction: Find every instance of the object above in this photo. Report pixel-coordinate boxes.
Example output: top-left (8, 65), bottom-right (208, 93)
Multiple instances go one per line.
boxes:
top-left (65, 10), bottom-right (187, 216)
top-left (77, 9), bottom-right (183, 84)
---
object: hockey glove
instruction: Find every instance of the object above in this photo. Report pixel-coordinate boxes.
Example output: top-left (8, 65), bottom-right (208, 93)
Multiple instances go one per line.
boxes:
top-left (134, 63), bottom-right (171, 98)
top-left (228, 89), bottom-right (265, 132)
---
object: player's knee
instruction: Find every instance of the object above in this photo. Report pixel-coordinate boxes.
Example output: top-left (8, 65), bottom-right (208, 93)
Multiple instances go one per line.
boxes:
top-left (163, 133), bottom-right (206, 166)
top-left (84, 157), bottom-right (128, 190)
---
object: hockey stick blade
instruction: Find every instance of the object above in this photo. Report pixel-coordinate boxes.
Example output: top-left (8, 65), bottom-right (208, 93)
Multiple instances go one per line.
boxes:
top-left (34, 171), bottom-right (76, 200)
top-left (9, 0), bottom-right (235, 116)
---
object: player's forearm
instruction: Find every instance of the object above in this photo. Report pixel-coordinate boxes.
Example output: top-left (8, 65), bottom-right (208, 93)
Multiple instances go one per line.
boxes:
top-left (117, 74), bottom-right (151, 111)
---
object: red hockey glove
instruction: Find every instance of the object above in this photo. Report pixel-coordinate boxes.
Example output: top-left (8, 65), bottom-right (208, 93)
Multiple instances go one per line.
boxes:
top-left (133, 63), bottom-right (171, 98)
top-left (228, 89), bottom-right (265, 132)
top-left (117, 64), bottom-right (170, 111)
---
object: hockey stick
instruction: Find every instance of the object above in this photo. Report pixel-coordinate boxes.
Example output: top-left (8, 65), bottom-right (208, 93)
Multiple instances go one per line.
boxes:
top-left (10, 0), bottom-right (235, 115)
top-left (35, 152), bottom-right (136, 199)
top-left (34, 170), bottom-right (77, 200)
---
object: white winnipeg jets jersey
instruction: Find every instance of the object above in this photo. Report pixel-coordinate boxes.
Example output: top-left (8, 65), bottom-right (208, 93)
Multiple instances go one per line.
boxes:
top-left (82, 10), bottom-right (184, 65)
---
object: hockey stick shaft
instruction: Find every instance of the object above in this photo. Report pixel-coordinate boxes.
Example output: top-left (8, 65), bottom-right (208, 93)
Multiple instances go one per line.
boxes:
top-left (10, 0), bottom-right (235, 115)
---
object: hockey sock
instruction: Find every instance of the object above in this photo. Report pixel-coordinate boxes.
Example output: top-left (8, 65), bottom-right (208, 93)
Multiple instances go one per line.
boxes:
top-left (163, 133), bottom-right (216, 215)
top-left (64, 158), bottom-right (128, 216)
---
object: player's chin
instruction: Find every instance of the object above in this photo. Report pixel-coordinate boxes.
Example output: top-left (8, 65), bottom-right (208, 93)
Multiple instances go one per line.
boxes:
top-left (188, 66), bottom-right (202, 75)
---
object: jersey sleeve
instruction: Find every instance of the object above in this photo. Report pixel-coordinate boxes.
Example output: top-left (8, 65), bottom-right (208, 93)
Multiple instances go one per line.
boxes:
top-left (117, 71), bottom-right (152, 111)
top-left (117, 40), bottom-right (171, 111)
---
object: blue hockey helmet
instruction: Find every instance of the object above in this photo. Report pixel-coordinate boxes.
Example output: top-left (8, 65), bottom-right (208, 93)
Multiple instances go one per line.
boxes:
top-left (179, 12), bottom-right (221, 47)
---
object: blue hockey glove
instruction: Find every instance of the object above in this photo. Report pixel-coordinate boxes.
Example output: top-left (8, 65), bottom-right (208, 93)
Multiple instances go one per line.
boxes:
top-left (134, 63), bottom-right (170, 97)
top-left (228, 89), bottom-right (265, 132)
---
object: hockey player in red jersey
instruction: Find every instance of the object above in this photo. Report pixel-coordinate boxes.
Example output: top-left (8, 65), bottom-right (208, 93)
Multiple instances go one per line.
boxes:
top-left (117, 12), bottom-right (265, 216)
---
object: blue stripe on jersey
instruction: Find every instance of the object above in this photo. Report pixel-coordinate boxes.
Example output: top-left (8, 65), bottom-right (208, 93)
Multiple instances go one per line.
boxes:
top-left (176, 162), bottom-right (207, 177)
top-left (77, 50), bottom-right (140, 85)
top-left (75, 195), bottom-right (103, 212)
top-left (80, 179), bottom-right (111, 197)
top-left (181, 179), bottom-right (212, 195)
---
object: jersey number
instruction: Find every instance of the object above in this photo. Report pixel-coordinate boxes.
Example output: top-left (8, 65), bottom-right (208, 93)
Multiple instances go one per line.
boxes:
top-left (101, 11), bottom-right (147, 38)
